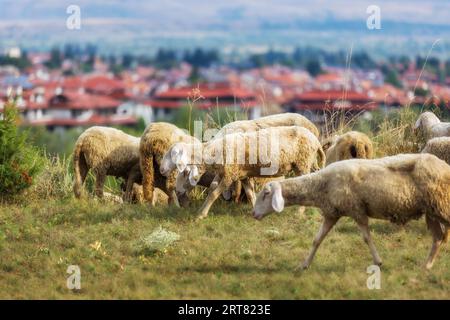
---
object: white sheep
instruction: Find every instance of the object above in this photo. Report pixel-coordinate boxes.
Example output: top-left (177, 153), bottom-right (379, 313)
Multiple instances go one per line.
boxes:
top-left (213, 113), bottom-right (320, 139)
top-left (160, 113), bottom-right (320, 204)
top-left (422, 137), bottom-right (450, 165)
top-left (323, 131), bottom-right (374, 165)
top-left (253, 153), bottom-right (450, 270)
top-left (140, 122), bottom-right (205, 206)
top-left (73, 126), bottom-right (141, 200)
top-left (169, 126), bottom-right (325, 219)
top-left (414, 111), bottom-right (450, 140)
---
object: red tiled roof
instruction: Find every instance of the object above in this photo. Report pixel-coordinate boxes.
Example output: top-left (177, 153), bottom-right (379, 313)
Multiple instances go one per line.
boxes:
top-left (369, 85), bottom-right (407, 105)
top-left (26, 114), bottom-right (137, 127)
top-left (295, 90), bottom-right (371, 102)
top-left (49, 91), bottom-right (122, 110)
top-left (288, 90), bottom-right (377, 111)
top-left (315, 73), bottom-right (342, 83)
top-left (146, 99), bottom-right (259, 109)
top-left (83, 75), bottom-right (125, 93)
top-left (155, 85), bottom-right (255, 100)
top-left (62, 76), bottom-right (84, 89)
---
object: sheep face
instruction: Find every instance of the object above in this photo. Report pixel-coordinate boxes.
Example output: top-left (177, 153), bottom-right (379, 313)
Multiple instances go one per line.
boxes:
top-left (252, 182), bottom-right (285, 220)
top-left (160, 143), bottom-right (188, 177)
top-left (175, 165), bottom-right (201, 197)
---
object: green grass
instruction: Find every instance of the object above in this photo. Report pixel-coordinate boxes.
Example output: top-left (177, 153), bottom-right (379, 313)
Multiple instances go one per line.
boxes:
top-left (0, 197), bottom-right (448, 299)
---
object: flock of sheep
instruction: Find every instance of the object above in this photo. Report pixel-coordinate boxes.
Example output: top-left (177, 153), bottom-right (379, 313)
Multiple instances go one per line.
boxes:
top-left (72, 111), bottom-right (450, 270)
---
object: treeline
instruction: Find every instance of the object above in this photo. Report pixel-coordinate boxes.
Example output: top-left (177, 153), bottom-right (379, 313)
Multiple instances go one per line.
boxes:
top-left (248, 48), bottom-right (376, 73)
top-left (2, 43), bottom-right (450, 86)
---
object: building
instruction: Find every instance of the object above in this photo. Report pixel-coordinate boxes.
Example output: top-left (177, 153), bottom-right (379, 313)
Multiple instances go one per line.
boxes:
top-left (284, 89), bottom-right (377, 124)
top-left (22, 89), bottom-right (136, 130)
top-left (146, 83), bottom-right (261, 120)
top-left (1, 74), bottom-right (138, 130)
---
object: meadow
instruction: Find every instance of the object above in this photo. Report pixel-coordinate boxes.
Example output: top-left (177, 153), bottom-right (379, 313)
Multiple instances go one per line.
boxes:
top-left (1, 197), bottom-right (449, 299)
top-left (0, 106), bottom-right (449, 299)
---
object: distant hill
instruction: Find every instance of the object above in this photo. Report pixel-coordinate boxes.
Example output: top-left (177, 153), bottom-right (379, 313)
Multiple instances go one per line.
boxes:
top-left (0, 0), bottom-right (449, 57)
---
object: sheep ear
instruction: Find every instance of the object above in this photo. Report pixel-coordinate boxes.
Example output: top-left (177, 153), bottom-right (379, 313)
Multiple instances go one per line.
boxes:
top-left (176, 148), bottom-right (188, 172)
top-left (413, 118), bottom-right (421, 130)
top-left (271, 185), bottom-right (284, 213)
top-left (188, 165), bottom-right (199, 186)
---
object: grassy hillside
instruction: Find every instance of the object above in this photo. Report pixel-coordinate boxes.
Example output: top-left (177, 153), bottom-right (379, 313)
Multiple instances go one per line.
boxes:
top-left (0, 198), bottom-right (449, 299)
top-left (0, 106), bottom-right (449, 299)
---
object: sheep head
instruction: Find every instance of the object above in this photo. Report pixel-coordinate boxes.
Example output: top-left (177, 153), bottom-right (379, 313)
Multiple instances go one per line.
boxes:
top-left (160, 143), bottom-right (189, 177)
top-left (252, 181), bottom-right (285, 220)
top-left (175, 164), bottom-right (202, 197)
top-left (414, 112), bottom-right (440, 134)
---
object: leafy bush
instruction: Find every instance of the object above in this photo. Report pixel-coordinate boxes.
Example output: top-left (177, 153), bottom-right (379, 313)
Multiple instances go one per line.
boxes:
top-left (0, 102), bottom-right (43, 198)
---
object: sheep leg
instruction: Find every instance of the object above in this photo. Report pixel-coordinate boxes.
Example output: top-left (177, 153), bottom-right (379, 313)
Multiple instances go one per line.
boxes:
top-left (165, 171), bottom-right (180, 207)
top-left (168, 189), bottom-right (180, 207)
top-left (132, 183), bottom-right (144, 204)
top-left (356, 219), bottom-right (383, 266)
top-left (94, 172), bottom-right (106, 198)
top-left (242, 179), bottom-right (256, 206)
top-left (299, 216), bottom-right (339, 270)
top-left (196, 178), bottom-right (231, 220)
top-left (425, 215), bottom-right (445, 270)
top-left (233, 180), bottom-right (242, 203)
top-left (140, 154), bottom-right (154, 204)
top-left (124, 170), bottom-right (140, 202)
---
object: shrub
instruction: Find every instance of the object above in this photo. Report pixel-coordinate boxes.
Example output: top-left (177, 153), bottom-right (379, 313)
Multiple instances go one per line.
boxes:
top-left (372, 107), bottom-right (422, 157)
top-left (136, 227), bottom-right (180, 256)
top-left (28, 154), bottom-right (73, 200)
top-left (0, 101), bottom-right (43, 198)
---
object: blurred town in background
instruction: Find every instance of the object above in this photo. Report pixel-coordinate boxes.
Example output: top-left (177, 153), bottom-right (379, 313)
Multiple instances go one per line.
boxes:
top-left (0, 1), bottom-right (449, 154)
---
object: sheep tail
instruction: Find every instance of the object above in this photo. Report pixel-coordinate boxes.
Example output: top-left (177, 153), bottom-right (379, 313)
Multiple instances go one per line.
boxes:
top-left (73, 142), bottom-right (86, 198)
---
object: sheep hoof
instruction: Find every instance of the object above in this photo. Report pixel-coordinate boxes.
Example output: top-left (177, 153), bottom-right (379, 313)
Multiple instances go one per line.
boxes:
top-left (195, 215), bottom-right (207, 222)
top-left (295, 263), bottom-right (309, 272)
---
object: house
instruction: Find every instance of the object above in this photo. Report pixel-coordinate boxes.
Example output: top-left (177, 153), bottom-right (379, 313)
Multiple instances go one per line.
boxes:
top-left (63, 75), bottom-right (128, 100)
top-left (283, 89), bottom-right (377, 124)
top-left (146, 83), bottom-right (261, 120)
top-left (22, 89), bottom-right (137, 130)
top-left (368, 84), bottom-right (408, 108)
top-left (429, 85), bottom-right (450, 109)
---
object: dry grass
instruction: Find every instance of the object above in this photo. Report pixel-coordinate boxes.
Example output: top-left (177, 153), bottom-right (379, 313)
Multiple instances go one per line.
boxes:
top-left (1, 107), bottom-right (449, 299)
top-left (0, 198), bottom-right (448, 299)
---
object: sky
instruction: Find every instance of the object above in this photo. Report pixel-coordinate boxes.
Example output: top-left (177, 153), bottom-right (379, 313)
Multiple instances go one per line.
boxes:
top-left (0, 0), bottom-right (449, 27)
top-left (0, 0), bottom-right (449, 56)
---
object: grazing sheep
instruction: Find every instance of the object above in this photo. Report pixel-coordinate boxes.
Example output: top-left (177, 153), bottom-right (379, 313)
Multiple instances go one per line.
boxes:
top-left (73, 126), bottom-right (141, 200)
top-left (160, 113), bottom-right (319, 204)
top-left (422, 137), bottom-right (450, 165)
top-left (171, 126), bottom-right (325, 219)
top-left (139, 122), bottom-right (200, 206)
top-left (414, 111), bottom-right (450, 140)
top-left (214, 113), bottom-right (320, 139)
top-left (324, 131), bottom-right (374, 165)
top-left (253, 154), bottom-right (450, 270)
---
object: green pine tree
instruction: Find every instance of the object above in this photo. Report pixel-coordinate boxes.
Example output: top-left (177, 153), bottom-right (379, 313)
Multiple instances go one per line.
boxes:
top-left (0, 101), bottom-right (43, 197)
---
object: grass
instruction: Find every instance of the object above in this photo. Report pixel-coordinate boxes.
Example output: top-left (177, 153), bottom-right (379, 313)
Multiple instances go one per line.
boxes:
top-left (0, 197), bottom-right (448, 299)
top-left (1, 106), bottom-right (449, 299)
